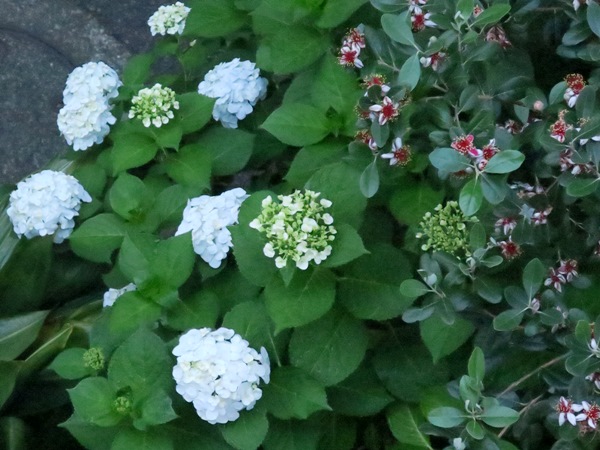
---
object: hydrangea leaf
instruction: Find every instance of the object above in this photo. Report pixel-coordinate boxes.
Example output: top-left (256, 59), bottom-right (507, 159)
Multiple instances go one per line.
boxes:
top-left (262, 103), bottom-right (329, 147)
top-left (153, 120), bottom-right (183, 151)
top-left (177, 93), bottom-right (216, 134)
top-left (220, 407), bottom-right (269, 450)
top-left (257, 26), bottom-right (328, 75)
top-left (262, 366), bottom-right (330, 419)
top-left (69, 213), bottom-right (127, 264)
top-left (321, 223), bottom-right (368, 268)
top-left (289, 308), bottom-right (369, 386)
top-left (387, 403), bottom-right (433, 449)
top-left (0, 310), bottom-right (48, 360)
top-left (108, 328), bottom-right (172, 399)
top-left (183, 0), bottom-right (246, 37)
top-left (222, 301), bottom-right (273, 350)
top-left (284, 140), bottom-right (347, 188)
top-left (150, 233), bottom-right (195, 288)
top-left (317, 415), bottom-right (357, 450)
top-left (67, 377), bottom-right (121, 427)
top-left (59, 414), bottom-right (115, 450)
top-left (420, 315), bottom-right (475, 363)
top-left (117, 234), bottom-right (154, 285)
top-left (110, 133), bottom-right (158, 174)
top-left (122, 53), bottom-right (154, 86)
top-left (311, 56), bottom-right (362, 113)
top-left (263, 417), bottom-right (322, 450)
top-left (133, 389), bottom-right (178, 430)
top-left (166, 291), bottom-right (220, 332)
top-left (389, 183), bottom-right (445, 226)
top-left (108, 173), bottom-right (148, 221)
top-left (108, 292), bottom-right (162, 338)
top-left (264, 267), bottom-right (336, 332)
top-left (195, 128), bottom-right (254, 176)
top-left (339, 244), bottom-right (414, 320)
top-left (316, 0), bottom-right (366, 27)
top-left (327, 366), bottom-right (394, 417)
top-left (164, 144), bottom-right (212, 190)
top-left (49, 348), bottom-right (91, 380)
top-left (146, 185), bottom-right (189, 229)
top-left (112, 428), bottom-right (173, 450)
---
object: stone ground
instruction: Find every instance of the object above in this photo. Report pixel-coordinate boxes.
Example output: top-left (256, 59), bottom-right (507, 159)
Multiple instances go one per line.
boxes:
top-left (0, 0), bottom-right (165, 185)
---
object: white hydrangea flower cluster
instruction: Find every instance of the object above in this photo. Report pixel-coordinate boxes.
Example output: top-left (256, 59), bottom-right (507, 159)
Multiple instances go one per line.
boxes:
top-left (148, 2), bottom-right (191, 36)
top-left (172, 327), bottom-right (270, 424)
top-left (57, 62), bottom-right (122, 151)
top-left (175, 188), bottom-right (248, 269)
top-left (7, 170), bottom-right (92, 243)
top-left (102, 283), bottom-right (137, 308)
top-left (128, 83), bottom-right (180, 128)
top-left (197, 58), bottom-right (268, 128)
top-left (249, 190), bottom-right (336, 270)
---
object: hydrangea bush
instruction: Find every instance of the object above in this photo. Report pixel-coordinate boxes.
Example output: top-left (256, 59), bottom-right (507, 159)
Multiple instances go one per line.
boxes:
top-left (3, 0), bottom-right (600, 449)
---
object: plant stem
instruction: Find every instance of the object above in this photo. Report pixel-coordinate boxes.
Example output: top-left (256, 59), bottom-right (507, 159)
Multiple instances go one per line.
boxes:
top-left (497, 354), bottom-right (567, 398)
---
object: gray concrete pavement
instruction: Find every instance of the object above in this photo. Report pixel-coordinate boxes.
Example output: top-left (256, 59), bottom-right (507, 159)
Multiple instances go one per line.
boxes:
top-left (0, 0), bottom-right (165, 185)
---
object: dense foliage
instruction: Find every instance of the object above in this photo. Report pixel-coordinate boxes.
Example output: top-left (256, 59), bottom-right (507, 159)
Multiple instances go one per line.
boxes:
top-left (3, 0), bottom-right (600, 449)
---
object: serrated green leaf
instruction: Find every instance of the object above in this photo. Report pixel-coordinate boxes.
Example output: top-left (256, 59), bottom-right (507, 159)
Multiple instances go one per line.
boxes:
top-left (387, 404), bottom-right (433, 449)
top-left (322, 223), bottom-right (368, 268)
top-left (108, 291), bottom-right (162, 336)
top-left (122, 53), bottom-right (154, 86)
top-left (183, 0), bottom-right (246, 37)
top-left (220, 407), bottom-right (268, 450)
top-left (420, 315), bottom-right (475, 363)
top-left (264, 267), bottom-right (335, 331)
top-left (311, 56), bottom-right (361, 113)
top-left (289, 309), bottom-right (368, 386)
top-left (69, 213), bottom-right (127, 263)
top-left (134, 389), bottom-right (178, 430)
top-left (177, 93), bottom-right (215, 134)
top-left (262, 104), bottom-right (329, 147)
top-left (165, 144), bottom-right (212, 190)
top-left (108, 328), bottom-right (172, 399)
top-left (167, 291), bottom-right (220, 332)
top-left (108, 173), bottom-right (147, 221)
top-left (316, 0), bottom-right (367, 28)
top-left (262, 367), bottom-right (330, 419)
top-left (195, 128), bottom-right (254, 176)
top-left (263, 418), bottom-right (321, 450)
top-left (49, 348), bottom-right (91, 380)
top-left (112, 428), bottom-right (173, 450)
top-left (285, 140), bottom-right (347, 188)
top-left (151, 233), bottom-right (195, 288)
top-left (111, 133), bottom-right (158, 173)
top-left (67, 377), bottom-right (121, 427)
top-left (389, 184), bottom-right (445, 226)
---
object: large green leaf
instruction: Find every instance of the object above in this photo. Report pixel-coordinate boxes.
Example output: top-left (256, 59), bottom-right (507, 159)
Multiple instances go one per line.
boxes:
top-left (112, 428), bottom-right (173, 450)
top-left (289, 309), bottom-right (368, 385)
top-left (111, 133), bottom-right (158, 174)
top-left (177, 93), bottom-right (216, 134)
top-left (284, 140), bottom-right (347, 188)
top-left (264, 267), bottom-right (336, 331)
top-left (311, 56), bottom-right (361, 113)
top-left (165, 144), bottom-right (212, 190)
top-left (69, 213), bottom-right (127, 263)
top-left (387, 403), bottom-right (433, 449)
top-left (166, 291), bottom-right (220, 332)
top-left (108, 328), bottom-right (172, 399)
top-left (108, 173), bottom-right (147, 221)
top-left (262, 104), bottom-right (329, 147)
top-left (262, 367), bottom-right (330, 419)
top-left (316, 0), bottom-right (367, 28)
top-left (0, 310), bottom-right (48, 360)
top-left (257, 26), bottom-right (328, 74)
top-left (327, 367), bottom-right (393, 417)
top-left (67, 377), bottom-right (121, 427)
top-left (420, 315), bottom-right (475, 363)
top-left (263, 418), bottom-right (321, 450)
top-left (194, 128), bottom-right (255, 176)
top-left (389, 184), bottom-right (445, 226)
top-left (0, 362), bottom-right (20, 409)
top-left (183, 0), bottom-right (247, 37)
top-left (220, 407), bottom-right (269, 450)
top-left (321, 223), bottom-right (368, 268)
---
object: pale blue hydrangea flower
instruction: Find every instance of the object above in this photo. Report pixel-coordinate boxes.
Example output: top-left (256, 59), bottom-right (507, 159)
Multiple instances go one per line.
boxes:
top-left (172, 327), bottom-right (270, 424)
top-left (102, 283), bottom-right (137, 308)
top-left (57, 61), bottom-right (121, 151)
top-left (176, 188), bottom-right (248, 268)
top-left (197, 58), bottom-right (268, 128)
top-left (7, 170), bottom-right (91, 243)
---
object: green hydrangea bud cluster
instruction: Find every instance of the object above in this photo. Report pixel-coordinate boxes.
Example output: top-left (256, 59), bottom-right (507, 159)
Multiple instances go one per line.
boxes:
top-left (416, 201), bottom-right (478, 257)
top-left (128, 83), bottom-right (179, 128)
top-left (113, 396), bottom-right (133, 415)
top-left (249, 190), bottom-right (336, 270)
top-left (82, 347), bottom-right (105, 371)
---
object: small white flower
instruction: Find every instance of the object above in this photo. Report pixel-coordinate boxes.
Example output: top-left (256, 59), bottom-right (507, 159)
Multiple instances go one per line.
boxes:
top-left (172, 327), bottom-right (270, 424)
top-left (102, 283), bottom-right (136, 308)
top-left (176, 188), bottom-right (249, 268)
top-left (148, 2), bottom-right (191, 36)
top-left (197, 58), bottom-right (268, 128)
top-left (7, 170), bottom-right (92, 243)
